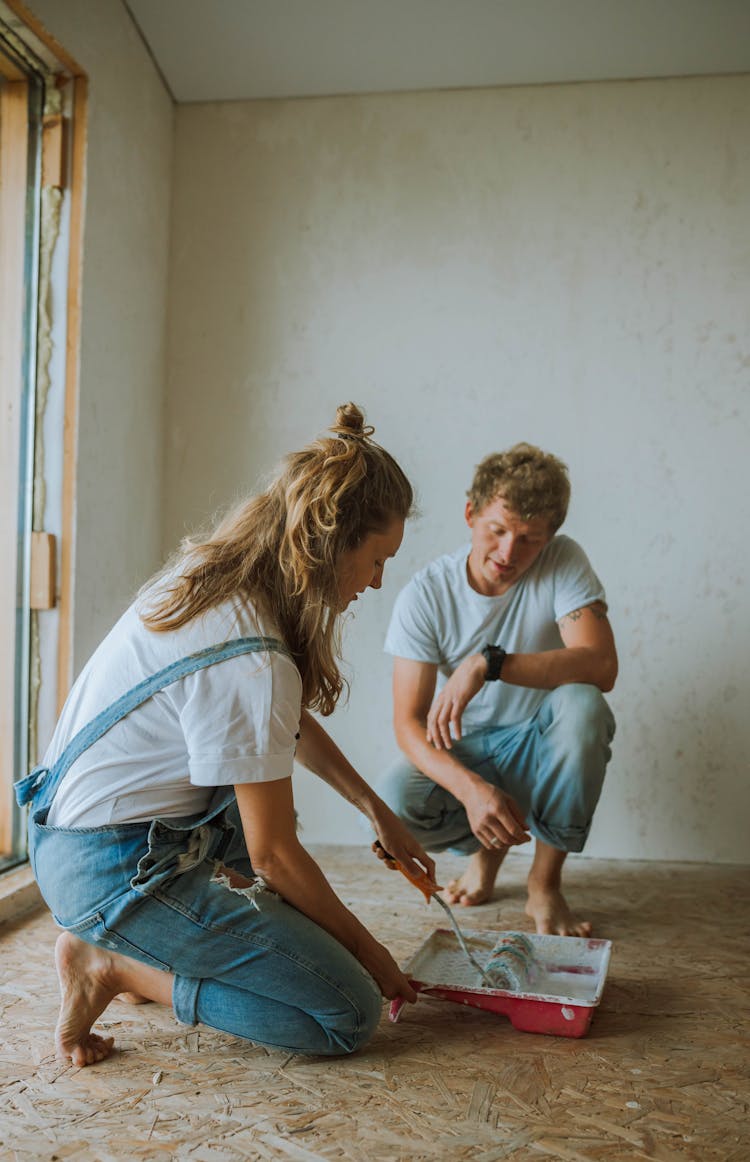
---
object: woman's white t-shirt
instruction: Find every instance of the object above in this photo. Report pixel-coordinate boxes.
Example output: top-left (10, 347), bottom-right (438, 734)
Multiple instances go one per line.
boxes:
top-left (44, 589), bottom-right (302, 829)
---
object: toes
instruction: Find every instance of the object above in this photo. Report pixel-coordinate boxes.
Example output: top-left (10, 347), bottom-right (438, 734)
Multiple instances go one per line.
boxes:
top-left (61, 1032), bottom-right (115, 1068)
top-left (77, 1036), bottom-right (114, 1067)
top-left (444, 878), bottom-right (493, 907)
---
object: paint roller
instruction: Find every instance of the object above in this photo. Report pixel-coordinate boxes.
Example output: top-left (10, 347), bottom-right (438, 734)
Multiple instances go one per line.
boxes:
top-left (373, 842), bottom-right (538, 991)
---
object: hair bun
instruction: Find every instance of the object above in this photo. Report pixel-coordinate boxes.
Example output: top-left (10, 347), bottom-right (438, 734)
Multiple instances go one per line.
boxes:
top-left (330, 402), bottom-right (375, 440)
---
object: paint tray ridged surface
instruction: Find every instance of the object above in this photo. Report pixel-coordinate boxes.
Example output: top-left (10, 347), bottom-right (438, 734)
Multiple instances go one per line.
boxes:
top-left (389, 928), bottom-right (612, 1038)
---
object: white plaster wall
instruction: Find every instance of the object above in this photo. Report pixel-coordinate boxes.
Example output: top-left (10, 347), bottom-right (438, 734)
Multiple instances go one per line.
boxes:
top-left (26, 0), bottom-right (174, 675)
top-left (164, 76), bottom-right (749, 863)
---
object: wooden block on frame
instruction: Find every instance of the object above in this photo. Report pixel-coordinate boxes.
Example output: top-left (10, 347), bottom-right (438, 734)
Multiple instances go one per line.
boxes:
top-left (30, 531), bottom-right (57, 609)
top-left (42, 113), bottom-right (66, 189)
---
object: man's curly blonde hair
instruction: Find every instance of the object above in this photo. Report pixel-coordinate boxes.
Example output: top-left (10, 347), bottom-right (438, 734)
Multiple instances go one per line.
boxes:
top-left (468, 442), bottom-right (570, 532)
top-left (142, 404), bottom-right (413, 716)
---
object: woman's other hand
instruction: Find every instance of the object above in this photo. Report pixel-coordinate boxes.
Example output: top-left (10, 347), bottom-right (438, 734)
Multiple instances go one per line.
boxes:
top-left (356, 932), bottom-right (417, 1002)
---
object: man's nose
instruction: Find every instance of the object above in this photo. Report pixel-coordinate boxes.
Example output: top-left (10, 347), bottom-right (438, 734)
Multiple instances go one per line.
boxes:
top-left (500, 535), bottom-right (517, 563)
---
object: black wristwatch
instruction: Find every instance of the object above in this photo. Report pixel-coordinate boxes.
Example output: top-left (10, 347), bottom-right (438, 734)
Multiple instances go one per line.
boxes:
top-left (481, 644), bottom-right (507, 681)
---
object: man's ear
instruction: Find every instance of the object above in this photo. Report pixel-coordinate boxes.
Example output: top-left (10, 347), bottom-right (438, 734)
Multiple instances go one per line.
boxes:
top-left (464, 500), bottom-right (475, 528)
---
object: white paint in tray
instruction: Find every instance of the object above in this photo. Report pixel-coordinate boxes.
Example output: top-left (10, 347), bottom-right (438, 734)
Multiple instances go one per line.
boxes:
top-left (406, 929), bottom-right (611, 1005)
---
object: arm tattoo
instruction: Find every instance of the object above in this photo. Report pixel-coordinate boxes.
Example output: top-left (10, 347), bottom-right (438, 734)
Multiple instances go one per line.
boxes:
top-left (561, 600), bottom-right (609, 626)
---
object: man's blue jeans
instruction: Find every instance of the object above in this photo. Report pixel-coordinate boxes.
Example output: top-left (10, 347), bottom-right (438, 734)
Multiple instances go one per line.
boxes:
top-left (379, 684), bottom-right (615, 855)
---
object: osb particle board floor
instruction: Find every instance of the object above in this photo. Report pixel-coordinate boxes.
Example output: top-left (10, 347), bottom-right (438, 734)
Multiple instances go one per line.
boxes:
top-left (1, 849), bottom-right (748, 1162)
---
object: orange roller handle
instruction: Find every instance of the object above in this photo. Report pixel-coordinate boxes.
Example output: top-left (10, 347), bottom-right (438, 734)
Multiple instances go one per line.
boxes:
top-left (373, 840), bottom-right (442, 902)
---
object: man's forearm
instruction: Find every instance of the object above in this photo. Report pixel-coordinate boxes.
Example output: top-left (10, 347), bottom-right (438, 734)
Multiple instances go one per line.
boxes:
top-left (491, 646), bottom-right (616, 693)
top-left (395, 711), bottom-right (532, 849)
top-left (395, 715), bottom-right (484, 803)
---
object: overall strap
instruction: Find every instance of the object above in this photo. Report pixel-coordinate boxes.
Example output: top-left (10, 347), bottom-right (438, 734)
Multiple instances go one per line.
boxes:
top-left (16, 636), bottom-right (291, 809)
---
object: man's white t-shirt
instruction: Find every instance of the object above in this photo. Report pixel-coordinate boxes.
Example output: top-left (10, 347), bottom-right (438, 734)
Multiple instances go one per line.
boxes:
top-left (45, 588), bottom-right (302, 829)
top-left (384, 535), bottom-right (605, 731)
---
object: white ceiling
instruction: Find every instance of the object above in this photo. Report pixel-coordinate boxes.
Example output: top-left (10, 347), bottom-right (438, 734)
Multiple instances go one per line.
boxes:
top-left (124, 0), bottom-right (750, 104)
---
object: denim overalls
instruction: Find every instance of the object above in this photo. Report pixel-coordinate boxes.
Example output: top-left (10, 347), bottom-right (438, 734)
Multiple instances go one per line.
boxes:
top-left (15, 638), bottom-right (381, 1056)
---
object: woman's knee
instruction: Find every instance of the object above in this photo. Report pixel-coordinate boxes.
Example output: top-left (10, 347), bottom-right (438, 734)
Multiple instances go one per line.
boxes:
top-left (190, 965), bottom-right (382, 1057)
top-left (325, 976), bottom-right (382, 1056)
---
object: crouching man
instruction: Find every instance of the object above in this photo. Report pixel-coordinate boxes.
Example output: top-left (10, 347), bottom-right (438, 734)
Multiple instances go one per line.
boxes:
top-left (381, 443), bottom-right (617, 935)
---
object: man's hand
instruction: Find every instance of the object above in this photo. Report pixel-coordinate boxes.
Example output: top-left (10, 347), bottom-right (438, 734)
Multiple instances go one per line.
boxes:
top-left (463, 779), bottom-right (531, 849)
top-left (426, 653), bottom-right (487, 749)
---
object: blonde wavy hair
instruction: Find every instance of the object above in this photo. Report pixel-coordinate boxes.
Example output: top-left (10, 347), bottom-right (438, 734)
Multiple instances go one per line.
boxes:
top-left (468, 442), bottom-right (570, 531)
top-left (141, 404), bottom-right (413, 715)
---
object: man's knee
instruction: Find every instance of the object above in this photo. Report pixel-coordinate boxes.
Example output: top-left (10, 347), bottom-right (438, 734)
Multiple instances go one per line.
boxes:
top-left (378, 759), bottom-right (417, 820)
top-left (378, 758), bottom-right (445, 835)
top-left (546, 683), bottom-right (615, 750)
top-left (530, 686), bottom-right (614, 849)
top-left (378, 759), bottom-right (471, 852)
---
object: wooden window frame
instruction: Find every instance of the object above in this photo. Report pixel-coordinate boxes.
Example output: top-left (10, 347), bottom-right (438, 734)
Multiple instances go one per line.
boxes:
top-left (0, 0), bottom-right (86, 874)
top-left (0, 71), bottom-right (32, 859)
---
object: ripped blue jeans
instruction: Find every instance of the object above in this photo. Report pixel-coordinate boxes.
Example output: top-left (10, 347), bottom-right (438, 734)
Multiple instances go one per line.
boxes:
top-left (17, 639), bottom-right (381, 1056)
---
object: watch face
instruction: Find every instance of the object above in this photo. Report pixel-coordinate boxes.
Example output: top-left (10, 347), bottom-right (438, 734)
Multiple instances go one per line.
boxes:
top-left (482, 646), bottom-right (505, 680)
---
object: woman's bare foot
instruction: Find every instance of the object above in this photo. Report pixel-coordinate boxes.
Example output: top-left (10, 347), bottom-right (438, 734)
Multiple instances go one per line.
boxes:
top-left (525, 883), bottom-right (592, 937)
top-left (54, 932), bottom-right (172, 1066)
top-left (444, 846), bottom-right (508, 906)
top-left (115, 992), bottom-right (152, 1005)
top-left (54, 932), bottom-right (120, 1066)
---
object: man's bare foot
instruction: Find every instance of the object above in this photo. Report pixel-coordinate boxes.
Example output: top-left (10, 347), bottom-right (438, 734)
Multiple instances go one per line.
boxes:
top-left (116, 992), bottom-right (152, 1005)
top-left (444, 846), bottom-right (508, 907)
top-left (54, 932), bottom-right (125, 1066)
top-left (525, 883), bottom-right (592, 937)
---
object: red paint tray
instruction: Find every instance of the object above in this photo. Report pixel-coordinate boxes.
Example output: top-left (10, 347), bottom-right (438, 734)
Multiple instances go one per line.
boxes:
top-left (389, 928), bottom-right (612, 1037)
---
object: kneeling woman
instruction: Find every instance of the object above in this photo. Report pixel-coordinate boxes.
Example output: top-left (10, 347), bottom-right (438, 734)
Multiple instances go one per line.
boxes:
top-left (18, 403), bottom-right (433, 1066)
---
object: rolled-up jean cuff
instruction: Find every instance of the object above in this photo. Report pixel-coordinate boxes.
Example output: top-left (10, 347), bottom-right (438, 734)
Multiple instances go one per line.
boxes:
top-left (173, 974), bottom-right (201, 1026)
top-left (529, 816), bottom-right (591, 853)
top-left (446, 837), bottom-right (482, 858)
